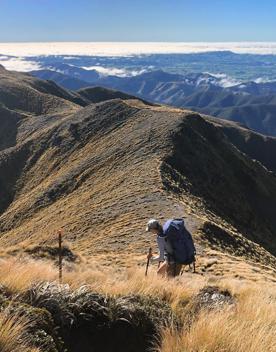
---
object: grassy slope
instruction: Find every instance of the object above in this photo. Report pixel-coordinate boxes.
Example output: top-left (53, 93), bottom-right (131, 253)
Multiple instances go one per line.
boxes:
top-left (0, 100), bottom-right (274, 280)
top-left (0, 68), bottom-right (275, 281)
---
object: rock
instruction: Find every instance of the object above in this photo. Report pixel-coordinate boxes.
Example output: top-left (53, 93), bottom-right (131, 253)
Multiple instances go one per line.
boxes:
top-left (193, 286), bottom-right (235, 311)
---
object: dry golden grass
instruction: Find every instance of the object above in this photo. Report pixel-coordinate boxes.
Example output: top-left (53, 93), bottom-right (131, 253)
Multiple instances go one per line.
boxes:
top-left (0, 311), bottom-right (39, 352)
top-left (125, 99), bottom-right (186, 113)
top-left (159, 286), bottom-right (276, 352)
top-left (0, 93), bottom-right (275, 280)
top-left (0, 256), bottom-right (275, 352)
top-left (0, 257), bottom-right (57, 293)
top-left (64, 265), bottom-right (207, 310)
top-left (0, 255), bottom-right (205, 306)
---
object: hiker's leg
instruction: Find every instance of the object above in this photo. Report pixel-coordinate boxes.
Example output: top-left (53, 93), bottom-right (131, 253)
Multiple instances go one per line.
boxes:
top-left (167, 263), bottom-right (182, 278)
top-left (157, 262), bottom-right (167, 277)
top-left (175, 264), bottom-right (183, 276)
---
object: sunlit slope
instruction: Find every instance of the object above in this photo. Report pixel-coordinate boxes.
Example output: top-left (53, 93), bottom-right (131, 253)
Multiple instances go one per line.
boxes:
top-left (0, 100), bottom-right (188, 253)
top-left (0, 98), bottom-right (275, 268)
top-left (0, 67), bottom-right (275, 277)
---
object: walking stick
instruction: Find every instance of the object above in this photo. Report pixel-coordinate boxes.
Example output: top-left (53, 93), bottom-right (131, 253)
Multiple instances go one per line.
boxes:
top-left (145, 247), bottom-right (152, 276)
top-left (193, 260), bottom-right (196, 273)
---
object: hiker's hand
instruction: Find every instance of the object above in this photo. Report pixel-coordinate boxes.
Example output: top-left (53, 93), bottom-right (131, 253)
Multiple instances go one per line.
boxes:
top-left (147, 252), bottom-right (153, 260)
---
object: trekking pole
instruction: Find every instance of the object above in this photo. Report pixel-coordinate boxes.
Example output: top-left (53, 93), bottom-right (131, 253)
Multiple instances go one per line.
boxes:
top-left (58, 229), bottom-right (63, 284)
top-left (145, 247), bottom-right (152, 276)
top-left (193, 260), bottom-right (196, 273)
top-left (193, 252), bottom-right (196, 273)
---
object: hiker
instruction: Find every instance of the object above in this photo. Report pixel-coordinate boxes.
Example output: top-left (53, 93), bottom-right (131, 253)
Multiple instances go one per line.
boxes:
top-left (146, 218), bottom-right (196, 277)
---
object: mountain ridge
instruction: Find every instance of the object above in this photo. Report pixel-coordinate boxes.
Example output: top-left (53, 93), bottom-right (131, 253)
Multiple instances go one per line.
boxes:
top-left (31, 68), bottom-right (276, 136)
top-left (0, 67), bottom-right (275, 279)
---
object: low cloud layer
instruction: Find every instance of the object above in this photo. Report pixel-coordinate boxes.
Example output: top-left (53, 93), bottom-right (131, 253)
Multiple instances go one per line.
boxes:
top-left (208, 73), bottom-right (241, 87)
top-left (0, 56), bottom-right (41, 71)
top-left (1, 42), bottom-right (276, 57)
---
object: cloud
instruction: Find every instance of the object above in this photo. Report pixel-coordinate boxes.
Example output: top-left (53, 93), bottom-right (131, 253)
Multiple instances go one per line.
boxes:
top-left (0, 57), bottom-right (41, 72)
top-left (63, 56), bottom-right (79, 60)
top-left (207, 72), bottom-right (241, 87)
top-left (254, 77), bottom-right (275, 83)
top-left (82, 65), bottom-right (147, 77)
top-left (1, 42), bottom-right (276, 57)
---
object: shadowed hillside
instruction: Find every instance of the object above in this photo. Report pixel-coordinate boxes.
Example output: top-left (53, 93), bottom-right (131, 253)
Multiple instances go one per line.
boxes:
top-left (77, 86), bottom-right (148, 105)
top-left (0, 65), bottom-right (80, 115)
top-left (206, 115), bottom-right (276, 173)
top-left (0, 67), bottom-right (276, 279)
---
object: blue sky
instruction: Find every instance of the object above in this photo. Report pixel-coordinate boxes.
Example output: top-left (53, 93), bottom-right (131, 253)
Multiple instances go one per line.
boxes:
top-left (0, 0), bottom-right (275, 42)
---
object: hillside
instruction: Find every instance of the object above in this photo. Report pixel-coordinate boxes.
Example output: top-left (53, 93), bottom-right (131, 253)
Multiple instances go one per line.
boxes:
top-left (206, 115), bottom-right (276, 173)
top-left (100, 71), bottom-right (276, 136)
top-left (0, 65), bottom-right (80, 115)
top-left (0, 67), bottom-right (276, 282)
top-left (77, 86), bottom-right (146, 104)
top-left (31, 68), bottom-right (276, 136)
top-left (31, 69), bottom-right (92, 90)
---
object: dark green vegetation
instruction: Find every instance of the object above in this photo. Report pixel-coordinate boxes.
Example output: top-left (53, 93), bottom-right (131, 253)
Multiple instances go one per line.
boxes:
top-left (1, 282), bottom-right (174, 352)
top-left (0, 278), bottom-right (235, 352)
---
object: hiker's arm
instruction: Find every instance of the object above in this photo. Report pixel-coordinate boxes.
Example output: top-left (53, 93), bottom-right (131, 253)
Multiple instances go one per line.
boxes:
top-left (151, 236), bottom-right (165, 262)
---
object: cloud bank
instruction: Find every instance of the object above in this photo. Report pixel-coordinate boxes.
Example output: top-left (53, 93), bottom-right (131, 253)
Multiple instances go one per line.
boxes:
top-left (0, 56), bottom-right (41, 71)
top-left (207, 73), bottom-right (241, 87)
top-left (1, 42), bottom-right (276, 57)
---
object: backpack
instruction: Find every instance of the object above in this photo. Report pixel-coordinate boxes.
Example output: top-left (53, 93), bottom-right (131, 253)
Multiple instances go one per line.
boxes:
top-left (163, 218), bottom-right (196, 265)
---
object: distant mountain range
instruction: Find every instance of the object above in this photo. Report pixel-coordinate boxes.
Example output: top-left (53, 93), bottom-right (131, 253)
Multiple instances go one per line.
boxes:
top-left (31, 65), bottom-right (276, 136)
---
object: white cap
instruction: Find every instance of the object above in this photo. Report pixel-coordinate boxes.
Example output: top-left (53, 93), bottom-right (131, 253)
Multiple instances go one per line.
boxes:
top-left (146, 219), bottom-right (160, 232)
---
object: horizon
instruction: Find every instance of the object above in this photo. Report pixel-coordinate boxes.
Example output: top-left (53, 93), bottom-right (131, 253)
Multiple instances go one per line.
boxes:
top-left (2, 42), bottom-right (276, 57)
top-left (2, 41), bottom-right (276, 73)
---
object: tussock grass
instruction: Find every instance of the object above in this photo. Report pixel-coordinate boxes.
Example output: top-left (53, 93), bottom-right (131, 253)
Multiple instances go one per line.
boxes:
top-left (0, 256), bottom-right (205, 306)
top-left (0, 258), bottom-right (56, 294)
top-left (159, 286), bottom-right (276, 352)
top-left (0, 257), bottom-right (274, 352)
top-left (0, 312), bottom-right (39, 352)
top-left (64, 266), bottom-right (206, 308)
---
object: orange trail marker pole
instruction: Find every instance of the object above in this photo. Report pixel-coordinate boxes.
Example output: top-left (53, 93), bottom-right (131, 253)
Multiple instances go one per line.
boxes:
top-left (58, 229), bottom-right (63, 284)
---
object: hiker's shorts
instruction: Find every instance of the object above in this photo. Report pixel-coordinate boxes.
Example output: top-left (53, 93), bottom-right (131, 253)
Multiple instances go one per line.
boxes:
top-left (167, 262), bottom-right (182, 277)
